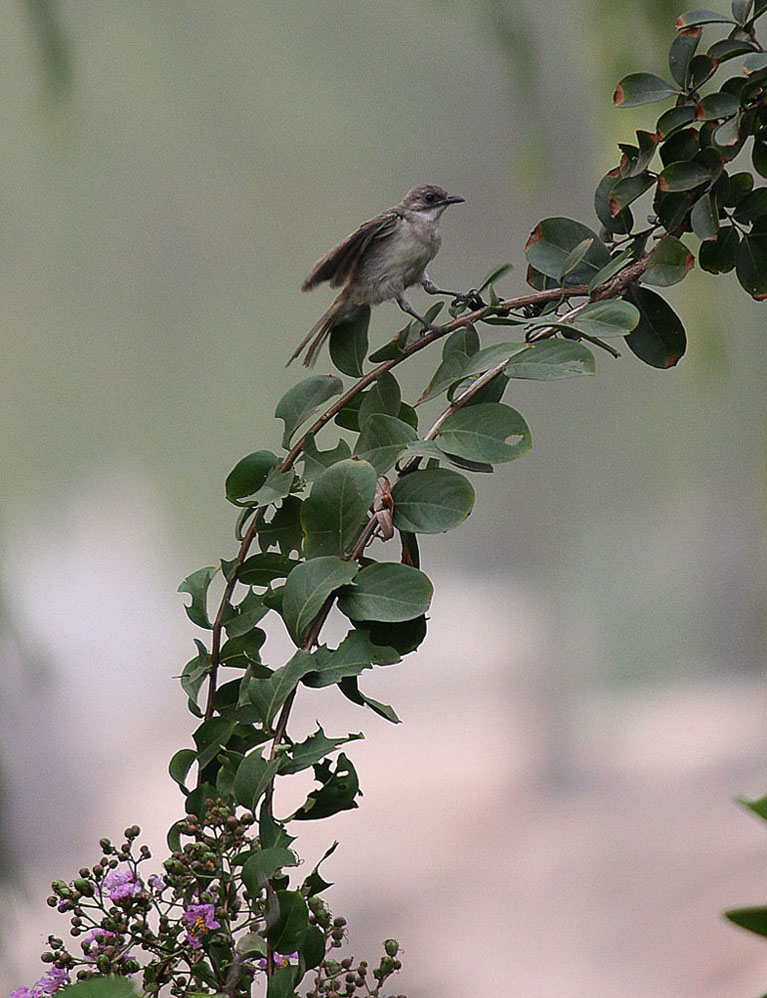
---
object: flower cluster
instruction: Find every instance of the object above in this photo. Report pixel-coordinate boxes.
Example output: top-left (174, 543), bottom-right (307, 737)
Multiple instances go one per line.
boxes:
top-left (10, 967), bottom-right (69, 997)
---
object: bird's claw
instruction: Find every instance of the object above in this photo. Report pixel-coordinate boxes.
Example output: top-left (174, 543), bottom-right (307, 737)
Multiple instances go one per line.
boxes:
top-left (418, 320), bottom-right (442, 336)
top-left (451, 289), bottom-right (487, 310)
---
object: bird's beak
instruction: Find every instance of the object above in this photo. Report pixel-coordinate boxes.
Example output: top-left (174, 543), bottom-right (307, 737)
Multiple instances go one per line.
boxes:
top-left (444, 194), bottom-right (465, 204)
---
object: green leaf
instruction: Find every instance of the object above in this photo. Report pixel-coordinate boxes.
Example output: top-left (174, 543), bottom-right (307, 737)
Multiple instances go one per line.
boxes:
top-left (660, 127), bottom-right (699, 167)
top-left (595, 170), bottom-right (632, 234)
top-left (699, 91), bottom-right (740, 119)
top-left (329, 304), bottom-right (370, 376)
top-left (744, 51), bottom-right (767, 73)
top-left (423, 342), bottom-right (525, 400)
top-left (608, 173), bottom-right (655, 215)
top-left (690, 191), bottom-right (719, 240)
top-left (699, 225), bottom-right (739, 272)
top-left (247, 466), bottom-right (295, 507)
top-left (242, 847), bottom-right (299, 894)
top-left (624, 286), bottom-right (687, 368)
top-left (357, 615), bottom-right (428, 654)
top-left (390, 468), bottom-right (475, 534)
top-left (353, 414), bottom-right (417, 474)
top-left (301, 458), bottom-right (377, 559)
top-left (656, 105), bottom-right (697, 138)
top-left (566, 300), bottom-right (640, 337)
top-left (248, 649), bottom-right (316, 726)
top-left (753, 141), bottom-right (767, 179)
top-left (237, 932), bottom-right (268, 958)
top-left (658, 161), bottom-right (711, 192)
top-left (737, 793), bottom-right (767, 820)
top-left (225, 451), bottom-right (280, 504)
top-left (239, 552), bottom-right (300, 587)
top-left (557, 236), bottom-right (594, 280)
top-left (267, 966), bottom-right (295, 998)
top-left (337, 562), bottom-right (433, 623)
top-left (234, 750), bottom-right (281, 811)
top-left (707, 38), bottom-right (755, 61)
top-left (338, 676), bottom-right (401, 723)
top-left (358, 371), bottom-right (401, 425)
top-left (735, 233), bottom-right (767, 298)
top-left (714, 115), bottom-right (741, 148)
top-left (304, 628), bottom-right (400, 688)
top-left (525, 217), bottom-right (610, 283)
top-left (181, 640), bottom-right (211, 715)
top-left (264, 890), bottom-right (310, 951)
top-left (301, 925), bottom-right (327, 969)
top-left (62, 981), bottom-right (138, 998)
top-left (669, 26), bottom-right (701, 86)
top-left (614, 73), bottom-right (678, 107)
top-left (436, 403), bottom-right (531, 463)
top-left (588, 246), bottom-right (634, 294)
top-left (733, 188), bottom-right (767, 222)
top-left (276, 375), bottom-right (343, 449)
top-left (302, 434), bottom-right (352, 483)
top-left (654, 190), bottom-right (695, 231)
top-left (675, 10), bottom-right (736, 28)
top-left (643, 235), bottom-right (695, 286)
top-left (732, 0), bottom-right (753, 22)
top-left (292, 753), bottom-right (361, 820)
top-left (178, 566), bottom-right (217, 629)
top-left (282, 557), bottom-right (358, 645)
top-left (301, 840), bottom-right (339, 897)
top-left (219, 628), bottom-right (266, 665)
top-left (687, 53), bottom-right (718, 88)
top-left (725, 905), bottom-right (767, 937)
top-left (193, 717), bottom-right (236, 770)
top-left (258, 497), bottom-right (304, 556)
top-left (169, 748), bottom-right (197, 793)
top-left (279, 725), bottom-right (364, 775)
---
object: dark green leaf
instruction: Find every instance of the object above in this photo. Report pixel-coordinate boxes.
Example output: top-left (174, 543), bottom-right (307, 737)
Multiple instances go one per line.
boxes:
top-left (699, 92), bottom-right (740, 118)
top-left (267, 966), bottom-right (295, 998)
top-left (525, 217), bottom-right (610, 282)
top-left (658, 161), bottom-right (711, 192)
top-left (169, 748), bottom-right (197, 793)
top-left (237, 932), bottom-right (268, 958)
top-left (225, 451), bottom-right (280, 504)
top-left (301, 925), bottom-right (327, 969)
top-left (302, 434), bottom-right (352, 483)
top-left (292, 753), bottom-right (361, 820)
top-left (391, 468), bottom-right (475, 534)
top-left (744, 52), bottom-right (767, 73)
top-left (193, 717), bottom-right (236, 770)
top-left (276, 375), bottom-right (343, 449)
top-left (725, 905), bottom-right (767, 937)
top-left (656, 105), bottom-right (697, 138)
top-left (436, 403), bottom-right (531, 463)
top-left (733, 188), bottom-right (767, 222)
top-left (753, 141), bottom-right (767, 178)
top-left (242, 847), bottom-right (299, 895)
top-left (669, 27), bottom-right (701, 86)
top-left (181, 640), bottom-right (211, 715)
top-left (248, 649), bottom-right (316, 726)
top-left (691, 191), bottom-right (719, 240)
top-left (688, 53), bottom-right (718, 88)
top-left (735, 233), bottom-right (767, 298)
top-left (301, 841), bottom-right (339, 898)
top-left (588, 247), bottom-right (634, 293)
top-left (732, 0), bottom-right (753, 22)
top-left (699, 225), bottom-right (739, 272)
top-left (259, 800), bottom-right (295, 849)
top-left (558, 236), bottom-right (594, 279)
top-left (282, 557), bottom-right (358, 645)
top-left (655, 190), bottom-right (695, 231)
top-left (707, 38), bottom-right (755, 61)
top-left (595, 169), bottom-right (633, 234)
top-left (245, 466), bottom-right (295, 507)
top-left (608, 173), bottom-right (655, 216)
top-left (354, 614), bottom-right (428, 654)
top-left (624, 286), bottom-right (687, 368)
top-left (566, 300), bottom-right (640, 337)
top-left (264, 890), bottom-right (310, 951)
top-left (714, 115), bottom-right (741, 148)
top-left (62, 981), bottom-right (138, 998)
top-left (301, 458), bottom-right (377, 559)
top-left (358, 371), bottom-right (401, 425)
top-left (239, 552), bottom-right (299, 587)
top-left (659, 127), bottom-right (699, 168)
top-left (279, 725), bottom-right (364, 775)
top-left (339, 676), bottom-right (401, 723)
top-left (367, 329), bottom-right (409, 363)
top-left (258, 496), bottom-right (304, 556)
top-left (353, 414), bottom-right (417, 474)
top-left (178, 566), bottom-right (217, 629)
top-left (234, 750), bottom-right (281, 811)
top-left (337, 562), bottom-right (433, 623)
top-left (720, 171), bottom-right (753, 207)
top-left (614, 73), bottom-right (678, 107)
top-left (329, 305), bottom-right (370, 377)
top-left (304, 628), bottom-right (400, 688)
top-left (675, 10), bottom-right (735, 28)
top-left (644, 235), bottom-right (695, 286)
top-left (738, 793), bottom-right (767, 820)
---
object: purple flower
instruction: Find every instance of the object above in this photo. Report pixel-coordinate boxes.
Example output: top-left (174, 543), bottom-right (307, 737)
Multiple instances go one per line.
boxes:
top-left (10, 967), bottom-right (72, 997)
top-left (10, 988), bottom-right (32, 998)
top-left (102, 867), bottom-right (142, 901)
top-left (182, 902), bottom-right (221, 950)
top-left (257, 951), bottom-right (298, 970)
top-left (148, 874), bottom-right (165, 891)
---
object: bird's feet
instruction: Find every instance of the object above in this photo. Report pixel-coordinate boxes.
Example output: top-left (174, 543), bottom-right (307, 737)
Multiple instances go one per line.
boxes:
top-left (451, 288), bottom-right (487, 310)
top-left (418, 320), bottom-right (442, 336)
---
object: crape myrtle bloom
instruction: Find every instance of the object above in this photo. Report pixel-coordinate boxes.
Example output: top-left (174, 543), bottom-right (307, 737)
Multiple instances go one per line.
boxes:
top-left (147, 873), bottom-right (165, 891)
top-left (182, 902), bottom-right (221, 950)
top-left (10, 966), bottom-right (70, 996)
top-left (102, 867), bottom-right (142, 901)
top-left (256, 951), bottom-right (299, 970)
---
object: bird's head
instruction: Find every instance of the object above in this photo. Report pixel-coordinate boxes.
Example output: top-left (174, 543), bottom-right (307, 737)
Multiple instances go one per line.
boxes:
top-left (400, 184), bottom-right (465, 220)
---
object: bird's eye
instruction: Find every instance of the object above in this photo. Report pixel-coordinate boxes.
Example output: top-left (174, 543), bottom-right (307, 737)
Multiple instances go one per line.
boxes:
top-left (425, 192), bottom-right (436, 203)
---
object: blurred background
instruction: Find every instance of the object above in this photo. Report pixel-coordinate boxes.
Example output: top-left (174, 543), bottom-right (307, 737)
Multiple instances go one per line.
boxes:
top-left (1, 1), bottom-right (766, 994)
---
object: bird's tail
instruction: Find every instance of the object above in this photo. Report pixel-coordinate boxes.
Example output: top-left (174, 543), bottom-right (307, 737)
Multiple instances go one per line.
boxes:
top-left (287, 292), bottom-right (350, 367)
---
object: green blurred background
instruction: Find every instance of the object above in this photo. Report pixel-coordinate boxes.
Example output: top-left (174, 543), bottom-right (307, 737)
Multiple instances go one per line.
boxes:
top-left (1, 2), bottom-right (766, 995)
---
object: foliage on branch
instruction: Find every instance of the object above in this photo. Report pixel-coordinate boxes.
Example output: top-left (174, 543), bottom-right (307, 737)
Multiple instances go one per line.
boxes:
top-left (12, 3), bottom-right (767, 996)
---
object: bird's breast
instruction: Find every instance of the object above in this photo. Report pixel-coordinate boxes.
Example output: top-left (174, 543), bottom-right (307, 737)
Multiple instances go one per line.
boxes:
top-left (353, 217), bottom-right (440, 304)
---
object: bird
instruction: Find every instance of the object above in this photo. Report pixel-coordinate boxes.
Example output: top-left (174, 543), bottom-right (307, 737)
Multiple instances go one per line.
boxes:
top-left (288, 184), bottom-right (471, 366)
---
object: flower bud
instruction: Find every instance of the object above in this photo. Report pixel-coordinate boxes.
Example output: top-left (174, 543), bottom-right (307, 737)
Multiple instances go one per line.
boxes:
top-left (384, 939), bottom-right (399, 957)
top-left (41, 951), bottom-right (55, 963)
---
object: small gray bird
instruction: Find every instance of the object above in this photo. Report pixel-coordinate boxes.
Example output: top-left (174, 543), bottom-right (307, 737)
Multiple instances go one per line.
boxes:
top-left (289, 184), bottom-right (468, 366)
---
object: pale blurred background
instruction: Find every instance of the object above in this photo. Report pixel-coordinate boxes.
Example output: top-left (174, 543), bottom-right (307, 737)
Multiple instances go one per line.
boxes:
top-left (1, 1), bottom-right (766, 995)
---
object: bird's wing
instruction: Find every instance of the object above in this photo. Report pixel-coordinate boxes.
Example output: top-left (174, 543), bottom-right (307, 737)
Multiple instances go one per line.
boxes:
top-left (302, 209), bottom-right (402, 291)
